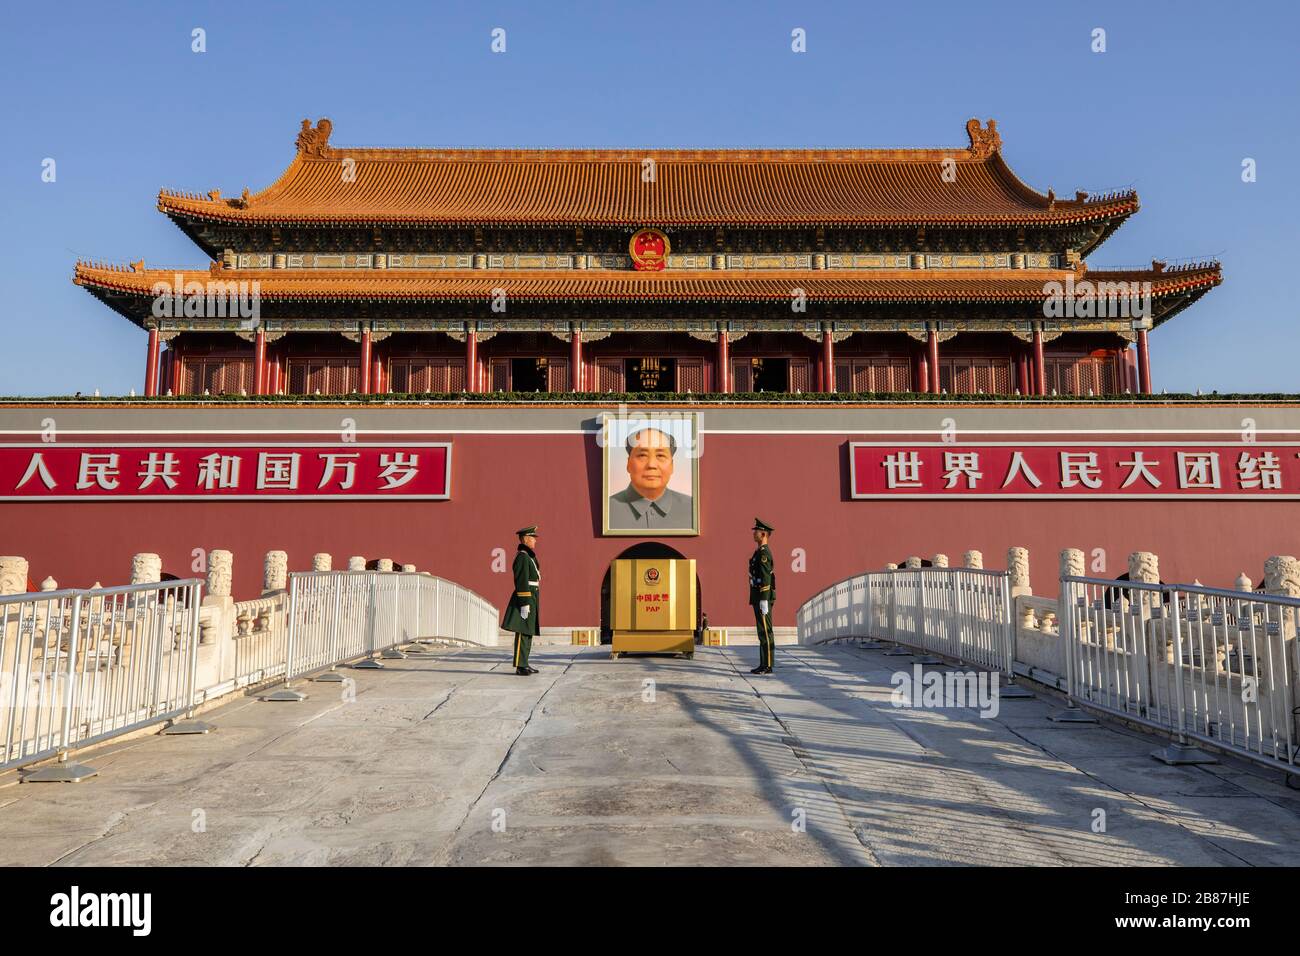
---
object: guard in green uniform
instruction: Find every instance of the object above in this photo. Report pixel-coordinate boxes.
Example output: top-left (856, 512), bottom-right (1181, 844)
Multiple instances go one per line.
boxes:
top-left (748, 518), bottom-right (777, 674)
top-left (501, 525), bottom-right (541, 676)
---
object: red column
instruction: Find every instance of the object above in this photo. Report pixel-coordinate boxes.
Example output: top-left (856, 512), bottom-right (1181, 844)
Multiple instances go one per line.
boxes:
top-left (372, 344), bottom-right (386, 395)
top-left (253, 329), bottom-right (267, 396)
top-left (1136, 329), bottom-right (1152, 395)
top-left (1032, 328), bottom-right (1046, 396)
top-left (359, 329), bottom-right (372, 395)
top-left (717, 330), bottom-right (730, 393)
top-left (268, 346), bottom-right (281, 396)
top-left (571, 328), bottom-right (583, 391)
top-left (927, 329), bottom-right (940, 394)
top-left (1016, 350), bottom-right (1030, 396)
top-left (466, 330), bottom-right (479, 393)
top-left (144, 327), bottom-right (160, 397)
top-left (171, 343), bottom-right (183, 396)
top-left (822, 329), bottom-right (835, 394)
top-left (915, 347), bottom-right (929, 393)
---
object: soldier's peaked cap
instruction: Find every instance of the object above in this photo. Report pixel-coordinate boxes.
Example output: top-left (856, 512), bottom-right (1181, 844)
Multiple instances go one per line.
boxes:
top-left (752, 518), bottom-right (774, 533)
top-left (515, 525), bottom-right (539, 536)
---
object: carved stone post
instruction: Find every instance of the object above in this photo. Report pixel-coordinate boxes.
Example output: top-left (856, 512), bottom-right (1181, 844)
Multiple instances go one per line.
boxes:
top-left (1057, 547), bottom-right (1085, 648)
top-left (263, 550), bottom-right (288, 593)
top-left (1264, 556), bottom-right (1300, 762)
top-left (401, 564), bottom-right (416, 573)
top-left (1008, 547), bottom-right (1031, 594)
top-left (377, 558), bottom-right (394, 572)
top-left (0, 557), bottom-right (29, 596)
top-left (131, 553), bottom-right (162, 585)
top-left (963, 550), bottom-right (983, 569)
top-left (1050, 546), bottom-right (1081, 634)
top-left (932, 553), bottom-right (949, 568)
top-left (905, 556), bottom-right (922, 569)
top-left (885, 563), bottom-right (898, 571)
top-left (200, 550), bottom-right (234, 649)
top-left (312, 553), bottom-right (332, 572)
top-left (208, 550), bottom-right (233, 598)
top-left (1127, 552), bottom-right (1161, 642)
top-left (348, 556), bottom-right (366, 571)
top-left (1008, 547), bottom-right (1034, 629)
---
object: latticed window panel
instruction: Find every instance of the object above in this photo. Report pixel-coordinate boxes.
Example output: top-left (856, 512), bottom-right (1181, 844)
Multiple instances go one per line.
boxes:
top-left (285, 359), bottom-right (360, 395)
top-left (730, 360), bottom-right (753, 393)
top-left (939, 358), bottom-right (1014, 395)
top-left (1046, 356), bottom-right (1121, 395)
top-left (834, 359), bottom-right (913, 393)
top-left (389, 359), bottom-right (468, 393)
top-left (787, 359), bottom-right (811, 393)
top-left (546, 358), bottom-right (570, 393)
top-left (596, 359), bottom-right (625, 393)
top-left (179, 358), bottom-right (253, 395)
top-left (490, 359), bottom-right (510, 393)
top-left (677, 358), bottom-right (706, 393)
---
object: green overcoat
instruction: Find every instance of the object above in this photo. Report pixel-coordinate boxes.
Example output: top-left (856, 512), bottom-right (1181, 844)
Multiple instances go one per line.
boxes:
top-left (501, 545), bottom-right (540, 636)
top-left (748, 543), bottom-right (776, 608)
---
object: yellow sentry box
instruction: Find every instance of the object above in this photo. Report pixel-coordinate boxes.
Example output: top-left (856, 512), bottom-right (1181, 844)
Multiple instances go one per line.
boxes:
top-left (703, 628), bottom-right (728, 646)
top-left (571, 628), bottom-right (600, 646)
top-left (609, 557), bottom-right (697, 659)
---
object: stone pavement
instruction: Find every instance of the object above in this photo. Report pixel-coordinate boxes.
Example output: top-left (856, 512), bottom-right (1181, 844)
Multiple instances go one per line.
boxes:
top-left (2, 643), bottom-right (1298, 866)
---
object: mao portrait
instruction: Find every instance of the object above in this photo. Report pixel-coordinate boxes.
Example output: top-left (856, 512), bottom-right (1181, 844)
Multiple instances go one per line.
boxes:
top-left (602, 414), bottom-right (700, 535)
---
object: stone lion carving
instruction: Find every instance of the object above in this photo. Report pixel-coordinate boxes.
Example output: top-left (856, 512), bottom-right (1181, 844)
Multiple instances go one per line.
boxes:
top-left (208, 550), bottom-right (233, 597)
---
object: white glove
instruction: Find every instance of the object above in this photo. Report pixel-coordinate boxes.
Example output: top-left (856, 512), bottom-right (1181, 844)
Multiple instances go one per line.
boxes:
top-left (520, 606), bottom-right (530, 620)
top-left (759, 600), bottom-right (769, 616)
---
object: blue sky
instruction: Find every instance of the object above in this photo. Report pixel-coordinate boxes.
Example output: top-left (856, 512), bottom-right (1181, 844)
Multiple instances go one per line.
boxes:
top-left (1, 0), bottom-right (1296, 395)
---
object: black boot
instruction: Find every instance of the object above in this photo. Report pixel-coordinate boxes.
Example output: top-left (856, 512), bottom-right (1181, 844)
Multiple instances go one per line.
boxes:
top-left (526, 666), bottom-right (538, 674)
top-left (515, 666), bottom-right (531, 676)
top-left (750, 666), bottom-right (765, 674)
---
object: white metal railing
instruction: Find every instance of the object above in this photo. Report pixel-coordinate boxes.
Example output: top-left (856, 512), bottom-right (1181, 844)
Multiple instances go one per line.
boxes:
top-left (1, 580), bottom-right (204, 774)
top-left (1061, 576), bottom-right (1300, 770)
top-left (798, 567), bottom-right (1015, 674)
top-left (281, 571), bottom-right (499, 682)
top-left (231, 593), bottom-right (289, 687)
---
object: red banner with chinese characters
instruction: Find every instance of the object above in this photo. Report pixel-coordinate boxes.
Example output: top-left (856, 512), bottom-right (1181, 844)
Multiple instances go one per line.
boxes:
top-left (0, 444), bottom-right (451, 500)
top-left (850, 443), bottom-right (1300, 499)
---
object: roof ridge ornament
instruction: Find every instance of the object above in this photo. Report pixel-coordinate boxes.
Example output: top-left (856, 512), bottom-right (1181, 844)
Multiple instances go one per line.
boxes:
top-left (296, 118), bottom-right (333, 158)
top-left (965, 118), bottom-right (1001, 158)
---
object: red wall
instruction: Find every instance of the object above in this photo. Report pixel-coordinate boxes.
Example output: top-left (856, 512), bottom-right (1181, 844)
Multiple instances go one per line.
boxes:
top-left (5, 429), bottom-right (1300, 628)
